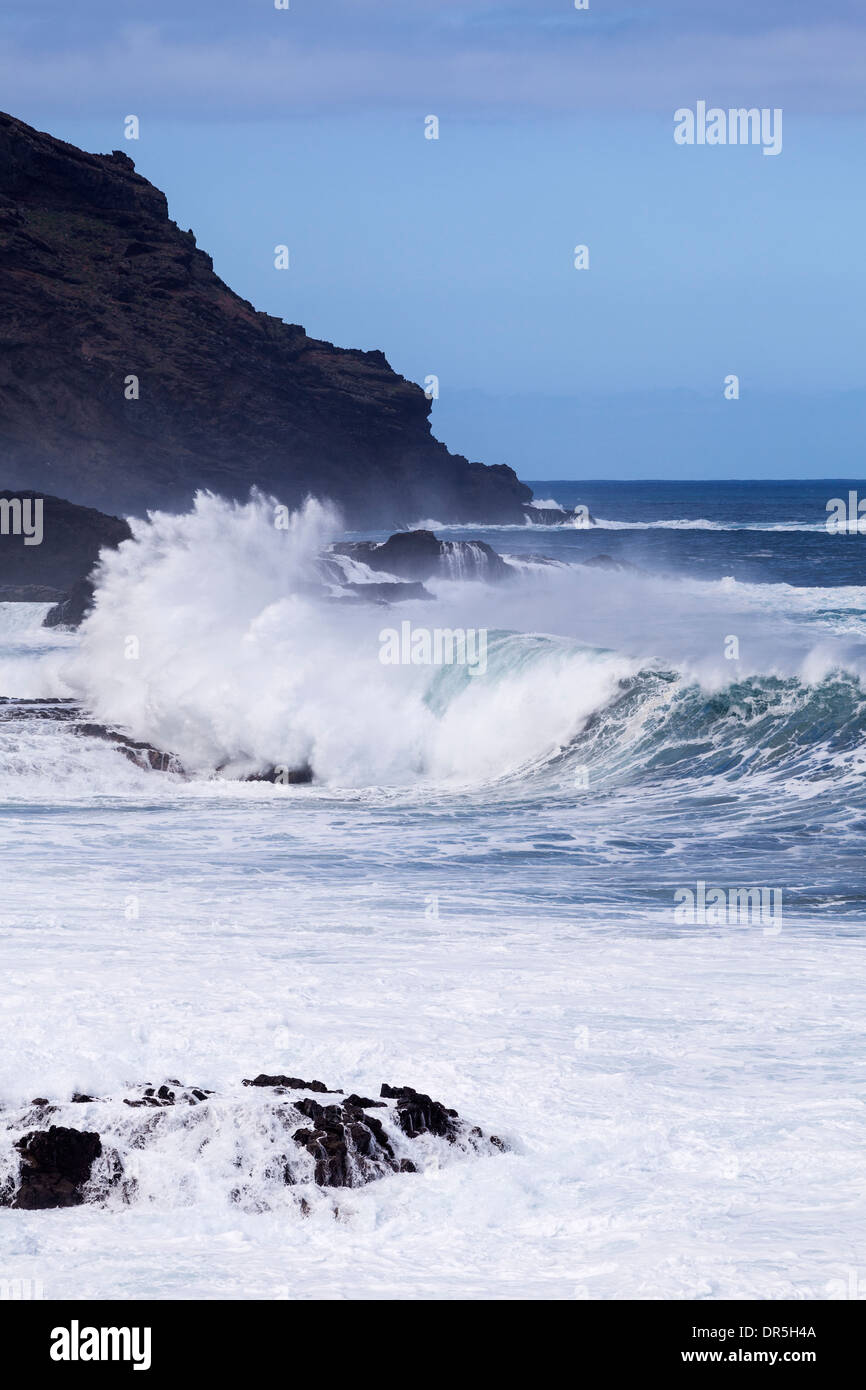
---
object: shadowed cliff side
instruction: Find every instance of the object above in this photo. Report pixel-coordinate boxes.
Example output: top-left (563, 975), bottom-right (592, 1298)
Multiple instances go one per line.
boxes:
top-left (0, 490), bottom-right (130, 594)
top-left (0, 112), bottom-right (531, 525)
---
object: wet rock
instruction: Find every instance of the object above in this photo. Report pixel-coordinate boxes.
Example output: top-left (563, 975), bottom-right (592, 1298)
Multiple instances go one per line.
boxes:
top-left (243, 1074), bottom-right (338, 1093)
top-left (333, 530), bottom-right (510, 583)
top-left (523, 504), bottom-right (596, 526)
top-left (291, 1097), bottom-right (396, 1187)
top-left (380, 1084), bottom-right (460, 1140)
top-left (338, 580), bottom-right (434, 604)
top-left (123, 1083), bottom-right (212, 1107)
top-left (11, 1125), bottom-right (102, 1209)
top-left (71, 722), bottom-right (183, 774)
top-left (243, 766), bottom-right (314, 785)
top-left (0, 697), bottom-right (79, 722)
top-left (1, 1076), bottom-right (505, 1207)
top-left (43, 577), bottom-right (96, 629)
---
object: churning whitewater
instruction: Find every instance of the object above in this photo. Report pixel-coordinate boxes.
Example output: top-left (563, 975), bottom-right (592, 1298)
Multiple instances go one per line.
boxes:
top-left (1, 482), bottom-right (865, 1299)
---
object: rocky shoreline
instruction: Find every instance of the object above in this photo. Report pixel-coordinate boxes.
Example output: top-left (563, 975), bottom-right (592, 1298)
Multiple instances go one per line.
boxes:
top-left (2, 520), bottom-right (527, 631)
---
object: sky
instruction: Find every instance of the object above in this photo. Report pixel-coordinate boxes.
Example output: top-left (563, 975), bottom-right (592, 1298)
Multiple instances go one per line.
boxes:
top-left (2, 1), bottom-right (864, 479)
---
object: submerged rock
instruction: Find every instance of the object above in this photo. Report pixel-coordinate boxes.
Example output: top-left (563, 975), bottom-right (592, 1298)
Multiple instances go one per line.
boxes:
top-left (0, 697), bottom-right (79, 721)
top-left (71, 721), bottom-right (183, 774)
top-left (1, 701), bottom-right (315, 784)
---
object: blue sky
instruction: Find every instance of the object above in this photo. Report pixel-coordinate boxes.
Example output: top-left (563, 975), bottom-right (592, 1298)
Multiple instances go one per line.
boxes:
top-left (2, 2), bottom-right (865, 478)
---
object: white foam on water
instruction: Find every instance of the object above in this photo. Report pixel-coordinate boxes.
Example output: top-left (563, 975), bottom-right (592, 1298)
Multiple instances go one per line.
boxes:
top-left (1, 491), bottom-right (864, 1300)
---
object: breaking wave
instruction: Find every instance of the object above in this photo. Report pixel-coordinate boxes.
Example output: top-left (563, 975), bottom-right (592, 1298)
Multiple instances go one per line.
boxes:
top-left (0, 492), bottom-right (863, 801)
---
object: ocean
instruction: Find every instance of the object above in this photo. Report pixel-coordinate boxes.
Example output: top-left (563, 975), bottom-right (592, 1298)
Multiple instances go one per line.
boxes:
top-left (1, 478), bottom-right (864, 1300)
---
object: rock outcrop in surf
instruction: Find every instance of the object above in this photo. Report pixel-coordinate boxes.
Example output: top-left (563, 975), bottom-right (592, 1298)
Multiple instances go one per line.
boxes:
top-left (333, 529), bottom-right (510, 582)
top-left (0, 1079), bottom-right (505, 1209)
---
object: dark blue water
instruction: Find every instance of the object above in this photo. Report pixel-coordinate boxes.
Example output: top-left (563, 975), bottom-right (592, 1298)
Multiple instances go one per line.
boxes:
top-left (479, 479), bottom-right (866, 587)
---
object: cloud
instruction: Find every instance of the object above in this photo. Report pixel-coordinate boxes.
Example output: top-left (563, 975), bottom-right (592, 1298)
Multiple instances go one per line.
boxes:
top-left (1, 7), bottom-right (865, 118)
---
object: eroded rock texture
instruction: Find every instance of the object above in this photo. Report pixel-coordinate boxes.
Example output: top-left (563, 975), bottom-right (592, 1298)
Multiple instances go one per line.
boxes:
top-left (0, 111), bottom-right (531, 526)
top-left (0, 1077), bottom-right (505, 1210)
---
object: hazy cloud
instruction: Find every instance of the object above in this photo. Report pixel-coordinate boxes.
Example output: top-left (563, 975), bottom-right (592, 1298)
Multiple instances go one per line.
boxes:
top-left (1, 4), bottom-right (864, 117)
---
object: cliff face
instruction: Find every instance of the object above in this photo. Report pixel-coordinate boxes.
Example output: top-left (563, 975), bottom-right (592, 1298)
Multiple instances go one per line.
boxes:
top-left (0, 112), bottom-right (531, 525)
top-left (0, 490), bottom-right (130, 592)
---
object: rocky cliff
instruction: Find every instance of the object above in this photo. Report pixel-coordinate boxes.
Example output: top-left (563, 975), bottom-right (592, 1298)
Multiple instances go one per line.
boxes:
top-left (0, 112), bottom-right (531, 525)
top-left (0, 490), bottom-right (129, 593)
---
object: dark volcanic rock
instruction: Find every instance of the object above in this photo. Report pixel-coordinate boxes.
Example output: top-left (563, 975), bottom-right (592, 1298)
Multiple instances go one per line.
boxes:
top-left (1, 1076), bottom-right (505, 1207)
top-left (380, 1084), bottom-right (460, 1140)
top-left (12, 1125), bottom-right (102, 1209)
top-left (43, 577), bottom-right (97, 629)
top-left (71, 721), bottom-right (182, 773)
top-left (333, 530), bottom-right (510, 583)
top-left (0, 701), bottom-right (184, 772)
top-left (243, 1074), bottom-right (337, 1093)
top-left (292, 1097), bottom-right (396, 1187)
top-left (339, 580), bottom-right (434, 604)
top-left (0, 491), bottom-right (130, 594)
top-left (123, 1082), bottom-right (212, 1107)
top-left (242, 765), bottom-right (314, 785)
top-left (0, 111), bottom-right (531, 526)
top-left (522, 504), bottom-right (596, 527)
top-left (0, 697), bottom-right (78, 721)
